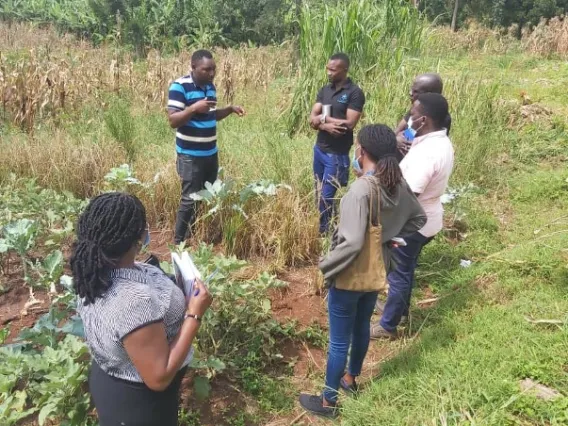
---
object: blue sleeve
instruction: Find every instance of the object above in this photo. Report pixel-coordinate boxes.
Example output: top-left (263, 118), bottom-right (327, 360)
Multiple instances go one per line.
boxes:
top-left (167, 82), bottom-right (186, 111)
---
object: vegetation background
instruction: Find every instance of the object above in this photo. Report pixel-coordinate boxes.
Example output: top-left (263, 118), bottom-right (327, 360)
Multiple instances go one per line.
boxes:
top-left (1, 1), bottom-right (568, 425)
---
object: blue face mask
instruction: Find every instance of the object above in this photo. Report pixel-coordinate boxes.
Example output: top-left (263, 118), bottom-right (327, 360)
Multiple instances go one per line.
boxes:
top-left (142, 226), bottom-right (150, 250)
top-left (403, 116), bottom-right (426, 142)
top-left (352, 147), bottom-right (362, 172)
top-left (403, 117), bottom-right (417, 142)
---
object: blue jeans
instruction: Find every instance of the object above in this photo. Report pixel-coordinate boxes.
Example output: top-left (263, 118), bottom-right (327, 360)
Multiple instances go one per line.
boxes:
top-left (313, 145), bottom-right (349, 234)
top-left (380, 232), bottom-right (433, 332)
top-left (323, 287), bottom-right (379, 403)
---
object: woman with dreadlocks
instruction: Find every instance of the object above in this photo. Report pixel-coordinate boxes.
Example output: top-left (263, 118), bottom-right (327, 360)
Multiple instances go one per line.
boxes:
top-left (71, 192), bottom-right (212, 426)
top-left (299, 124), bottom-right (426, 418)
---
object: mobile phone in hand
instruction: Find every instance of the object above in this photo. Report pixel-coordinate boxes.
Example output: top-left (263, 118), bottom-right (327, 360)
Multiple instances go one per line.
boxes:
top-left (391, 237), bottom-right (407, 247)
top-left (206, 96), bottom-right (217, 111)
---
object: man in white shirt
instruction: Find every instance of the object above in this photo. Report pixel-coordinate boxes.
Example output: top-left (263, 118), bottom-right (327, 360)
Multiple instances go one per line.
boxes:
top-left (372, 93), bottom-right (454, 339)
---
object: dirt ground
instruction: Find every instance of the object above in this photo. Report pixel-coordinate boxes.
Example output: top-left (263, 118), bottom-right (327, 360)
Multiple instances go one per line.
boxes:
top-left (0, 228), bottom-right (401, 425)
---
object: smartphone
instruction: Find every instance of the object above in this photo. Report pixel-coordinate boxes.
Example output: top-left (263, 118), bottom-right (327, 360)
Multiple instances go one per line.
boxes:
top-left (206, 96), bottom-right (217, 111)
top-left (391, 237), bottom-right (407, 247)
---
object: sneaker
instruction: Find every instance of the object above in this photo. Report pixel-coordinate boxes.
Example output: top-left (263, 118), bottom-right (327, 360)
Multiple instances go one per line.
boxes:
top-left (400, 315), bottom-right (409, 326)
top-left (374, 299), bottom-right (386, 314)
top-left (299, 393), bottom-right (338, 419)
top-left (370, 322), bottom-right (398, 340)
top-left (339, 377), bottom-right (359, 396)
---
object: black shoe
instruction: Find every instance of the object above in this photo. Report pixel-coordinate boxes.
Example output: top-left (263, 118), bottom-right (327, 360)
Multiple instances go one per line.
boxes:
top-left (339, 377), bottom-right (359, 396)
top-left (299, 393), bottom-right (338, 419)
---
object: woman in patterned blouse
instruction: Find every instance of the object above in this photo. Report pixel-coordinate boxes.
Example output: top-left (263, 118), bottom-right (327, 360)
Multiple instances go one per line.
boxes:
top-left (72, 192), bottom-right (212, 426)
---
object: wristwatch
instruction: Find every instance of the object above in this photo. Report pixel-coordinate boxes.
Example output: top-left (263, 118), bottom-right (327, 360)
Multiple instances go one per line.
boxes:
top-left (184, 313), bottom-right (202, 322)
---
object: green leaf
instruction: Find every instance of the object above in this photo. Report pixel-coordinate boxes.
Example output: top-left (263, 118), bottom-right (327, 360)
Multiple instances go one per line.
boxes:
top-left (206, 357), bottom-right (226, 372)
top-left (38, 402), bottom-right (57, 426)
top-left (2, 219), bottom-right (38, 256)
top-left (193, 376), bottom-right (211, 401)
top-left (43, 250), bottom-right (63, 277)
top-left (59, 275), bottom-right (74, 291)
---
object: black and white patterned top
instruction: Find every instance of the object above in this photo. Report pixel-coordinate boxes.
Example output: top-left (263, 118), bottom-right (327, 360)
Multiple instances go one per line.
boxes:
top-left (77, 263), bottom-right (192, 382)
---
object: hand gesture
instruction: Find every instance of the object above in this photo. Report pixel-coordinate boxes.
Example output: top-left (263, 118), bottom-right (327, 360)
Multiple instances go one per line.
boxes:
top-left (191, 99), bottom-right (217, 114)
top-left (396, 133), bottom-right (410, 156)
top-left (323, 122), bottom-right (347, 137)
top-left (187, 280), bottom-right (213, 317)
top-left (232, 106), bottom-right (246, 117)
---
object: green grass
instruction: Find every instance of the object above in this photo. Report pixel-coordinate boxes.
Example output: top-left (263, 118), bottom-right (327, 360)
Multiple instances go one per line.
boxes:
top-left (338, 112), bottom-right (568, 425)
top-left (2, 22), bottom-right (568, 426)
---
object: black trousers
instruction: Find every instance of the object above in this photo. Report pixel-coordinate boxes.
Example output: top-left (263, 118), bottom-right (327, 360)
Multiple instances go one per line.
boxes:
top-left (174, 153), bottom-right (218, 244)
top-left (89, 362), bottom-right (187, 426)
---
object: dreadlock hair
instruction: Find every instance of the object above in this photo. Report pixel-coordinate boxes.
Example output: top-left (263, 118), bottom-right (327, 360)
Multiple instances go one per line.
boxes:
top-left (71, 192), bottom-right (146, 305)
top-left (357, 124), bottom-right (403, 195)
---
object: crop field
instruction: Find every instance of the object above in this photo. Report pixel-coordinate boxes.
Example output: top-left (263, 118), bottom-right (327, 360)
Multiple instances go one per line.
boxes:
top-left (1, 2), bottom-right (568, 425)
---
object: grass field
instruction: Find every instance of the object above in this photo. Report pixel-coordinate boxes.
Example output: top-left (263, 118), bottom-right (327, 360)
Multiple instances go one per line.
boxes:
top-left (1, 19), bottom-right (568, 426)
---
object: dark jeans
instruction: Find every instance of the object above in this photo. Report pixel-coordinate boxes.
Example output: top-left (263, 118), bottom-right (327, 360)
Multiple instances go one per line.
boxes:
top-left (89, 362), bottom-right (187, 426)
top-left (380, 232), bottom-right (433, 332)
top-left (323, 287), bottom-right (379, 403)
top-left (313, 145), bottom-right (349, 234)
top-left (174, 153), bottom-right (218, 244)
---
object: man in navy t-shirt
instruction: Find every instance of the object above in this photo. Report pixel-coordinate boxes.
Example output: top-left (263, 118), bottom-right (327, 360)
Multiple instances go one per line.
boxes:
top-left (167, 50), bottom-right (245, 244)
top-left (309, 53), bottom-right (365, 234)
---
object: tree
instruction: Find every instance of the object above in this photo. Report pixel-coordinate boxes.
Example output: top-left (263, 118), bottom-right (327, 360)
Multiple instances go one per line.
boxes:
top-left (451, 0), bottom-right (460, 30)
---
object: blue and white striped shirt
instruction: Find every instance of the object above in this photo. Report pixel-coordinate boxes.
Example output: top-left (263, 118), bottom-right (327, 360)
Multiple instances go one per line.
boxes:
top-left (167, 75), bottom-right (218, 157)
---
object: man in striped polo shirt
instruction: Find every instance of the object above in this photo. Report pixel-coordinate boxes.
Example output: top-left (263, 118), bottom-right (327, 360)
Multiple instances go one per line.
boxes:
top-left (168, 49), bottom-right (245, 244)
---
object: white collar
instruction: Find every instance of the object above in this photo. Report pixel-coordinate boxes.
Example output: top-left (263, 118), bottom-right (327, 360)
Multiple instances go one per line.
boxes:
top-left (413, 129), bottom-right (448, 146)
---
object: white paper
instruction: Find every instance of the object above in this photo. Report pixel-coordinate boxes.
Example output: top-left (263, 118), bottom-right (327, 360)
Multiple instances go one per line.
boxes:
top-left (171, 252), bottom-right (201, 301)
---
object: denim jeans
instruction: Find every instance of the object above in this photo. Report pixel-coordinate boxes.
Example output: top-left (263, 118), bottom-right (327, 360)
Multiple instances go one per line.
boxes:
top-left (323, 287), bottom-right (379, 403)
top-left (380, 232), bottom-right (433, 332)
top-left (313, 145), bottom-right (349, 234)
top-left (174, 153), bottom-right (218, 244)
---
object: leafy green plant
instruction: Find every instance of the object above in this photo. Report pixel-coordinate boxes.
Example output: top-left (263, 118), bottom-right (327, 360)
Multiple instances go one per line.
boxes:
top-left (0, 219), bottom-right (38, 292)
top-left (104, 163), bottom-right (143, 192)
top-left (35, 249), bottom-right (64, 294)
top-left (0, 335), bottom-right (91, 426)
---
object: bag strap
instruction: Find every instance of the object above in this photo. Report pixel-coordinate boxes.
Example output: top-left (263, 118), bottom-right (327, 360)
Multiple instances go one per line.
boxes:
top-left (360, 175), bottom-right (380, 227)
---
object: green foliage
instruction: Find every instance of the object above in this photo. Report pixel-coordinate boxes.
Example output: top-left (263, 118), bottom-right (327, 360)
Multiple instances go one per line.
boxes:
top-left (0, 335), bottom-right (91, 426)
top-left (421, 0), bottom-right (568, 32)
top-left (190, 244), bottom-right (288, 367)
top-left (288, 0), bottom-right (425, 134)
top-left (0, 175), bottom-right (86, 235)
top-left (104, 163), bottom-right (143, 192)
top-left (0, 0), bottom-right (296, 51)
top-left (36, 249), bottom-right (65, 293)
top-left (104, 98), bottom-right (137, 162)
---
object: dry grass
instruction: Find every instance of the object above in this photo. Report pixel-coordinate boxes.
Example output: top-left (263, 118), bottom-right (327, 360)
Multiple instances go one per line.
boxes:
top-left (0, 132), bottom-right (122, 195)
top-left (522, 16), bottom-right (568, 56)
top-left (426, 23), bottom-right (518, 55)
top-left (0, 132), bottom-right (319, 266)
top-left (0, 23), bottom-right (293, 130)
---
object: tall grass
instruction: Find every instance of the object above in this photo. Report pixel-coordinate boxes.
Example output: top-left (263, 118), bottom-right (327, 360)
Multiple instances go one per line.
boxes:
top-left (104, 97), bottom-right (137, 162)
top-left (0, 20), bottom-right (536, 266)
top-left (523, 16), bottom-right (568, 56)
top-left (287, 0), bottom-right (425, 134)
